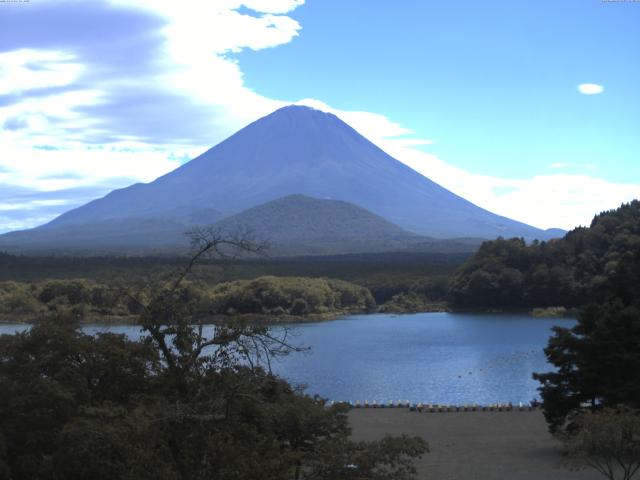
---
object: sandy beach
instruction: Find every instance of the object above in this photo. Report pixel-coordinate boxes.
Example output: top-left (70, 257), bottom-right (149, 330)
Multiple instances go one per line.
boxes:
top-left (349, 409), bottom-right (601, 480)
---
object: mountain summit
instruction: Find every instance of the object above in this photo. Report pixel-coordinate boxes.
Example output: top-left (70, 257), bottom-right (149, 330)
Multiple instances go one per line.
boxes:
top-left (1, 105), bottom-right (560, 252)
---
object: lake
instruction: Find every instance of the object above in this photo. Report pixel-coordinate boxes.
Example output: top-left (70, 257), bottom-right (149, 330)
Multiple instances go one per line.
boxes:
top-left (0, 312), bottom-right (573, 405)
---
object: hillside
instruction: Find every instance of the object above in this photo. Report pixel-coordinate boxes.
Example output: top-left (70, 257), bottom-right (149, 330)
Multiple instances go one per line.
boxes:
top-left (0, 216), bottom-right (218, 254)
top-left (212, 194), bottom-right (452, 255)
top-left (448, 200), bottom-right (640, 308)
top-left (0, 105), bottom-right (562, 254)
top-left (0, 194), bottom-right (483, 256)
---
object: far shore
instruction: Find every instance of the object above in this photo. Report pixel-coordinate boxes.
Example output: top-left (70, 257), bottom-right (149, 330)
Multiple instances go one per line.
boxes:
top-left (349, 408), bottom-right (599, 479)
top-left (0, 304), bottom-right (576, 326)
top-left (0, 312), bottom-right (347, 326)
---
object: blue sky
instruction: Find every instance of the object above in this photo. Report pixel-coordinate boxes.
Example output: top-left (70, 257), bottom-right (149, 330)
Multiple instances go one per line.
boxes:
top-left (0, 0), bottom-right (638, 233)
top-left (236, 0), bottom-right (639, 183)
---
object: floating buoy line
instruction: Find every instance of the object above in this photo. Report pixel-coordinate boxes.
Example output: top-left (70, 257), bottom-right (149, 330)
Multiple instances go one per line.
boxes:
top-left (326, 400), bottom-right (537, 412)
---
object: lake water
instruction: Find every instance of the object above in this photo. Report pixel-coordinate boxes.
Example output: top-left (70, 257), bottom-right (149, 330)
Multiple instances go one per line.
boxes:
top-left (0, 312), bottom-right (573, 405)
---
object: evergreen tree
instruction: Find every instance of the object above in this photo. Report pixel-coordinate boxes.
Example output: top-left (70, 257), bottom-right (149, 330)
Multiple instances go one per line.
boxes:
top-left (534, 250), bottom-right (640, 432)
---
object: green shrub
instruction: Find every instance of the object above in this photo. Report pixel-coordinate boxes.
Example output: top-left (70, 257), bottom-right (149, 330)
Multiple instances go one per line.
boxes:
top-left (208, 276), bottom-right (375, 316)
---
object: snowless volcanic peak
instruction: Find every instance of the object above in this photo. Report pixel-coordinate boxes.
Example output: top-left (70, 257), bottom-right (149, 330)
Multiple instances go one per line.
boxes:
top-left (1, 105), bottom-right (561, 252)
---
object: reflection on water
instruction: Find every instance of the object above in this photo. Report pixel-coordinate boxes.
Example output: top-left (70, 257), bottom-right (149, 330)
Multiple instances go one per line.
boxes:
top-left (0, 312), bottom-right (573, 404)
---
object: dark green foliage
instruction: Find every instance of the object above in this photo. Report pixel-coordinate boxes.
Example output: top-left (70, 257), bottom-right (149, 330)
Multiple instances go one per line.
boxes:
top-left (212, 194), bottom-right (425, 256)
top-left (0, 231), bottom-right (427, 479)
top-left (0, 281), bottom-right (42, 317)
top-left (53, 406), bottom-right (177, 480)
top-left (0, 279), bottom-right (135, 322)
top-left (209, 276), bottom-right (376, 315)
top-left (534, 246), bottom-right (640, 433)
top-left (379, 291), bottom-right (445, 313)
top-left (449, 237), bottom-right (583, 308)
top-left (363, 275), bottom-right (450, 306)
top-left (534, 304), bottom-right (640, 432)
top-left (0, 250), bottom-right (467, 286)
top-left (0, 250), bottom-right (467, 318)
top-left (0, 276), bottom-right (376, 321)
top-left (449, 201), bottom-right (640, 309)
top-left (0, 316), bottom-right (160, 479)
top-left (0, 252), bottom-right (188, 282)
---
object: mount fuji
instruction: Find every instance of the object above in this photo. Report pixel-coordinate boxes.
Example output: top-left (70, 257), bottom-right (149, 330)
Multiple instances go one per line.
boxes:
top-left (0, 105), bottom-right (561, 253)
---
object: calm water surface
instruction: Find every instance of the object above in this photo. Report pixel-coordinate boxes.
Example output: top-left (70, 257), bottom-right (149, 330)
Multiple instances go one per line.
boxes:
top-left (0, 312), bottom-right (573, 404)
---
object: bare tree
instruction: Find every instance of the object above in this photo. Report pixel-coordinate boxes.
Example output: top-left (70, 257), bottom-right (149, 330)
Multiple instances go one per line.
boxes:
top-left (562, 407), bottom-right (640, 480)
top-left (119, 227), bottom-right (301, 390)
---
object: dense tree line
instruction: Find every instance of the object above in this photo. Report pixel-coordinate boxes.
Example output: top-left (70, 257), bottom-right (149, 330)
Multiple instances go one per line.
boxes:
top-left (209, 276), bottom-right (376, 316)
top-left (0, 252), bottom-right (188, 282)
top-left (0, 251), bottom-right (468, 284)
top-left (377, 276), bottom-right (450, 313)
top-left (1, 273), bottom-right (455, 321)
top-left (0, 279), bottom-right (137, 321)
top-left (359, 276), bottom-right (450, 306)
top-left (449, 201), bottom-right (640, 309)
top-left (0, 231), bottom-right (428, 480)
top-left (0, 276), bottom-right (376, 322)
top-left (534, 247), bottom-right (640, 433)
top-left (0, 251), bottom-right (467, 310)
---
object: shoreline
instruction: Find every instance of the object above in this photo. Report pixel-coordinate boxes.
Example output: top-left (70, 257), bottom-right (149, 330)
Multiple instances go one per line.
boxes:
top-left (0, 305), bottom-right (573, 326)
top-left (0, 311), bottom-right (352, 326)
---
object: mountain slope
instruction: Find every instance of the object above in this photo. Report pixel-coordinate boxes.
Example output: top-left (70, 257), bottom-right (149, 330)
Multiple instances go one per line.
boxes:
top-left (212, 194), bottom-right (419, 255)
top-left (0, 195), bottom-right (481, 255)
top-left (216, 194), bottom-right (412, 240)
top-left (0, 217), bottom-right (204, 253)
top-left (1, 105), bottom-right (562, 252)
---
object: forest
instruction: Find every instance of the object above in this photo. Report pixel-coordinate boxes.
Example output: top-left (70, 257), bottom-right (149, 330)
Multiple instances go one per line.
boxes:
top-left (0, 251), bottom-right (464, 322)
top-left (3, 202), bottom-right (640, 320)
top-left (532, 226), bottom-right (640, 437)
top-left (0, 276), bottom-right (377, 323)
top-left (448, 200), bottom-right (640, 309)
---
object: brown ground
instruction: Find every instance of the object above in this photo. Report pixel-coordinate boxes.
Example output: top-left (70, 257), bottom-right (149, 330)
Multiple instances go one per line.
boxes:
top-left (349, 409), bottom-right (602, 480)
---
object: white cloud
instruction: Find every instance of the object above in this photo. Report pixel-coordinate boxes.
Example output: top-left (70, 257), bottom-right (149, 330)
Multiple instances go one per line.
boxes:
top-left (0, 141), bottom-right (187, 192)
top-left (0, 0), bottom-right (303, 231)
top-left (144, 1), bottom-right (305, 129)
top-left (0, 49), bottom-right (83, 95)
top-left (241, 0), bottom-right (305, 14)
top-left (380, 140), bottom-right (639, 230)
top-left (578, 83), bottom-right (604, 95)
